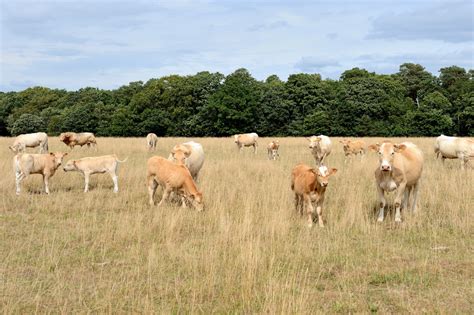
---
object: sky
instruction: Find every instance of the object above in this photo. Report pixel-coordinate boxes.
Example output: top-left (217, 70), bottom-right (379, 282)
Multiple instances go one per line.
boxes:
top-left (0, 0), bottom-right (473, 91)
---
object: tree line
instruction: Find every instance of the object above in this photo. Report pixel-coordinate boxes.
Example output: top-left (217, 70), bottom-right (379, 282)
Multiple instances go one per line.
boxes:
top-left (1, 63), bottom-right (472, 137)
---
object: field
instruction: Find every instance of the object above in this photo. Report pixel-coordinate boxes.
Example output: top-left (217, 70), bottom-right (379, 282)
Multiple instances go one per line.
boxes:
top-left (1, 136), bottom-right (473, 313)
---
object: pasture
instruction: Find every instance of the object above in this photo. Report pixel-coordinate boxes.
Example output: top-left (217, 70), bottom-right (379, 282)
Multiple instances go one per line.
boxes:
top-left (1, 137), bottom-right (473, 313)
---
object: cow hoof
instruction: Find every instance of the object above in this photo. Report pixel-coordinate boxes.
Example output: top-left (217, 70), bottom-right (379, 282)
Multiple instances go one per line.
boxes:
top-left (377, 217), bottom-right (384, 223)
top-left (395, 217), bottom-right (402, 223)
top-left (307, 223), bottom-right (313, 228)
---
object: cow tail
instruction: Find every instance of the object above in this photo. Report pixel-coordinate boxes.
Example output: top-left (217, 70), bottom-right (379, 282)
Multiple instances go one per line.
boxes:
top-left (116, 157), bottom-right (129, 163)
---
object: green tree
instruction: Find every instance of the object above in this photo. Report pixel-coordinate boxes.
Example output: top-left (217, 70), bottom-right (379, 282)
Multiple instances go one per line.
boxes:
top-left (8, 113), bottom-right (46, 135)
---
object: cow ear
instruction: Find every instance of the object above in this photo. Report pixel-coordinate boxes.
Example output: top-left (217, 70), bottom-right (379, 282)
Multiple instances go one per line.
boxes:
top-left (329, 168), bottom-right (338, 176)
top-left (394, 144), bottom-right (407, 152)
top-left (368, 143), bottom-right (380, 152)
top-left (64, 152), bottom-right (68, 156)
top-left (185, 151), bottom-right (191, 157)
top-left (50, 152), bottom-right (54, 156)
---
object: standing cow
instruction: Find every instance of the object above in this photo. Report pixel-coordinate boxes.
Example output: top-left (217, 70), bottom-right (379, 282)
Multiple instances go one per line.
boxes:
top-left (146, 133), bottom-right (158, 151)
top-left (9, 132), bottom-right (49, 153)
top-left (234, 133), bottom-right (258, 154)
top-left (267, 140), bottom-right (280, 160)
top-left (14, 152), bottom-right (68, 195)
top-left (339, 139), bottom-right (367, 161)
top-left (369, 142), bottom-right (423, 223)
top-left (434, 134), bottom-right (474, 169)
top-left (59, 132), bottom-right (97, 150)
top-left (307, 135), bottom-right (332, 165)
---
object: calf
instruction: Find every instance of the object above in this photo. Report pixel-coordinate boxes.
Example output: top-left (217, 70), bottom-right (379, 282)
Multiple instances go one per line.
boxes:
top-left (146, 133), bottom-right (158, 151)
top-left (434, 134), bottom-right (474, 169)
top-left (307, 135), bottom-right (332, 165)
top-left (291, 163), bottom-right (337, 227)
top-left (339, 139), bottom-right (367, 161)
top-left (9, 132), bottom-right (49, 153)
top-left (267, 140), bottom-right (280, 160)
top-left (147, 156), bottom-right (204, 211)
top-left (14, 152), bottom-right (67, 195)
top-left (59, 132), bottom-right (97, 150)
top-left (369, 142), bottom-right (423, 223)
top-left (234, 133), bottom-right (258, 154)
top-left (63, 155), bottom-right (127, 192)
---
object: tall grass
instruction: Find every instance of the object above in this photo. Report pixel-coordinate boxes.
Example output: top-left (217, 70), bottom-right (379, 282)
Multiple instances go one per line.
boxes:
top-left (1, 137), bottom-right (473, 313)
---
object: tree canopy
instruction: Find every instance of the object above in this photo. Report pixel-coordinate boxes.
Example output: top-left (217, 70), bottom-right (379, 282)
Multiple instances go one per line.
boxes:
top-left (1, 64), bottom-right (472, 137)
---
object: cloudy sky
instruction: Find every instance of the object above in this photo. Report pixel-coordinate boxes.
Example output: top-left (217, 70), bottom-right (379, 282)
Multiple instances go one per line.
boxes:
top-left (0, 0), bottom-right (472, 91)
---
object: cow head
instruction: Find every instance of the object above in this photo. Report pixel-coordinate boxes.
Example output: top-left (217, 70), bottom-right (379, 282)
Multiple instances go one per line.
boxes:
top-left (191, 191), bottom-right (204, 211)
top-left (339, 139), bottom-right (350, 149)
top-left (315, 165), bottom-right (337, 187)
top-left (307, 136), bottom-right (321, 149)
top-left (371, 142), bottom-right (406, 172)
top-left (63, 159), bottom-right (78, 172)
top-left (59, 133), bottom-right (73, 144)
top-left (234, 134), bottom-right (241, 143)
top-left (50, 152), bottom-right (68, 169)
top-left (9, 143), bottom-right (25, 153)
top-left (171, 145), bottom-right (191, 165)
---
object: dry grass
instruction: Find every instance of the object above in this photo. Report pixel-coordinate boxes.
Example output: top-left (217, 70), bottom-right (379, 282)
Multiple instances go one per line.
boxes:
top-left (1, 136), bottom-right (473, 313)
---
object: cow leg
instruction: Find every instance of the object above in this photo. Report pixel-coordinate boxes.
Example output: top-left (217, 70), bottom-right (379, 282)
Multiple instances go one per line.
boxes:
top-left (410, 182), bottom-right (420, 213)
top-left (376, 185), bottom-right (386, 222)
top-left (147, 177), bottom-right (158, 206)
top-left (254, 143), bottom-right (258, 155)
top-left (15, 172), bottom-right (26, 195)
top-left (157, 187), bottom-right (172, 207)
top-left (304, 195), bottom-right (315, 227)
top-left (83, 172), bottom-right (91, 192)
top-left (110, 172), bottom-right (119, 193)
top-left (294, 194), bottom-right (301, 214)
top-left (394, 183), bottom-right (407, 223)
top-left (403, 187), bottom-right (410, 211)
top-left (43, 174), bottom-right (50, 194)
top-left (316, 200), bottom-right (325, 228)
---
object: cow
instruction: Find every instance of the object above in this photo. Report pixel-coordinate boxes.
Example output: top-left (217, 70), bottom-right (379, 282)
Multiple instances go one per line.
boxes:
top-left (339, 139), bottom-right (367, 161)
top-left (59, 132), bottom-right (97, 150)
top-left (291, 163), bottom-right (337, 227)
top-left (434, 135), bottom-right (474, 169)
top-left (168, 141), bottom-right (205, 180)
top-left (63, 155), bottom-right (128, 193)
top-left (307, 135), bottom-right (332, 165)
top-left (369, 142), bottom-right (423, 223)
top-left (147, 156), bottom-right (204, 211)
top-left (14, 152), bottom-right (68, 195)
top-left (146, 133), bottom-right (158, 151)
top-left (267, 140), bottom-right (280, 160)
top-left (9, 132), bottom-right (49, 154)
top-left (234, 133), bottom-right (258, 154)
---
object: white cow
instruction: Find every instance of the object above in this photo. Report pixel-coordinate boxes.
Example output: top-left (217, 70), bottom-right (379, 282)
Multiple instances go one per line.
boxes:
top-left (234, 133), bottom-right (259, 154)
top-left (307, 135), bottom-right (332, 165)
top-left (9, 132), bottom-right (49, 153)
top-left (168, 141), bottom-right (205, 180)
top-left (434, 135), bottom-right (474, 169)
top-left (146, 133), bottom-right (158, 151)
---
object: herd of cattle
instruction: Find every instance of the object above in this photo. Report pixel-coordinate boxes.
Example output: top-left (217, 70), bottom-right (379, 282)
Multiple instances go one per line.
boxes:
top-left (7, 131), bottom-right (474, 227)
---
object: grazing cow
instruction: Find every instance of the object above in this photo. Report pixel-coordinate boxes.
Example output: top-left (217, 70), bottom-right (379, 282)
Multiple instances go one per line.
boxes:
top-left (291, 163), bottom-right (337, 227)
top-left (339, 139), bottom-right (367, 160)
top-left (168, 141), bottom-right (205, 180)
top-left (59, 132), bottom-right (97, 150)
top-left (147, 156), bottom-right (204, 211)
top-left (369, 142), bottom-right (423, 223)
top-left (434, 134), bottom-right (474, 169)
top-left (146, 133), bottom-right (158, 151)
top-left (307, 135), bottom-right (332, 165)
top-left (234, 133), bottom-right (258, 154)
top-left (267, 140), bottom-right (280, 160)
top-left (63, 155), bottom-right (128, 193)
top-left (9, 132), bottom-right (49, 153)
top-left (14, 152), bottom-right (68, 195)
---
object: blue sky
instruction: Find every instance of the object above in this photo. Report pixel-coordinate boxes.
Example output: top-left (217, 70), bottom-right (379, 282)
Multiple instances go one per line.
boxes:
top-left (0, 0), bottom-right (472, 91)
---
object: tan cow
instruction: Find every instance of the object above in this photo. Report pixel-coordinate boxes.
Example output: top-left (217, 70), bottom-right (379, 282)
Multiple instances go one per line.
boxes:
top-left (369, 142), bottom-right (423, 223)
top-left (59, 132), bottom-right (97, 150)
top-left (267, 140), bottom-right (280, 160)
top-left (434, 134), bottom-right (474, 169)
top-left (339, 139), bottom-right (367, 160)
top-left (168, 141), bottom-right (205, 180)
top-left (307, 135), bottom-right (332, 165)
top-left (234, 133), bottom-right (258, 154)
top-left (9, 132), bottom-right (49, 153)
top-left (14, 152), bottom-right (68, 195)
top-left (291, 163), bottom-right (337, 227)
top-left (147, 156), bottom-right (204, 211)
top-left (63, 155), bottom-right (128, 193)
top-left (146, 133), bottom-right (158, 151)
